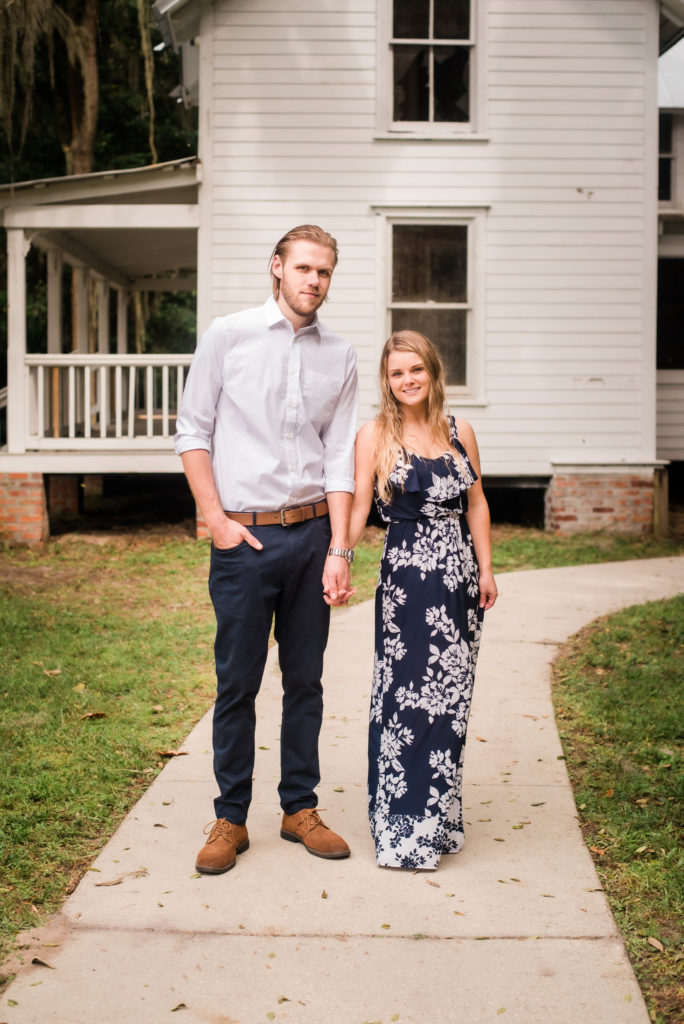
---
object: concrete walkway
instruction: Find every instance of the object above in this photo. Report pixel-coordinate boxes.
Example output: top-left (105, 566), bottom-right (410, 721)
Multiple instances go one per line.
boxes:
top-left (5, 557), bottom-right (683, 1024)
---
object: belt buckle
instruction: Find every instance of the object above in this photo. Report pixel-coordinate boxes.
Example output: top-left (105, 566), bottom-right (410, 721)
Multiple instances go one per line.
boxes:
top-left (279, 505), bottom-right (299, 526)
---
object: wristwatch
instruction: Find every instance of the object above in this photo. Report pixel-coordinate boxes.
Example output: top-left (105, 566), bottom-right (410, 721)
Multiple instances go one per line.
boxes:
top-left (328, 546), bottom-right (355, 564)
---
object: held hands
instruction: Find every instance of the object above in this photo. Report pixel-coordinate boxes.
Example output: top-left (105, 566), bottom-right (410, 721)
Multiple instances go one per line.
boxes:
top-left (478, 570), bottom-right (498, 611)
top-left (322, 554), bottom-right (355, 607)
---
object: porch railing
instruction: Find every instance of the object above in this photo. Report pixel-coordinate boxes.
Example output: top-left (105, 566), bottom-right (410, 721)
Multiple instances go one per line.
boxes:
top-left (23, 354), bottom-right (192, 450)
top-left (0, 385), bottom-right (7, 449)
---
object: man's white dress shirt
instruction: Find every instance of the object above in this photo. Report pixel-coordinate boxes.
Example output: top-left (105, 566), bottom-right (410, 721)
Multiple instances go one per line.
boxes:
top-left (174, 296), bottom-right (358, 512)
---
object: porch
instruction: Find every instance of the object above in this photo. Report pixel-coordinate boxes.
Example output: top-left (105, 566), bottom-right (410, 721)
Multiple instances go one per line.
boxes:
top-left (0, 158), bottom-right (199, 542)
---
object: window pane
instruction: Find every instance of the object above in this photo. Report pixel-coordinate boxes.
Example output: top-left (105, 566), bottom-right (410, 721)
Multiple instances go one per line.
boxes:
top-left (659, 157), bottom-right (672, 202)
top-left (394, 0), bottom-right (429, 39)
top-left (657, 258), bottom-right (684, 369)
top-left (393, 46), bottom-right (429, 121)
top-left (392, 224), bottom-right (468, 303)
top-left (434, 46), bottom-right (469, 122)
top-left (659, 112), bottom-right (673, 153)
top-left (391, 308), bottom-right (467, 386)
top-left (434, 0), bottom-right (470, 39)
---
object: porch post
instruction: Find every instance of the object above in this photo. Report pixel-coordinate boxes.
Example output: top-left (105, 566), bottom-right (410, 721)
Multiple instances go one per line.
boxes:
top-left (97, 279), bottom-right (110, 353)
top-left (116, 288), bottom-right (128, 354)
top-left (96, 279), bottom-right (110, 439)
top-left (6, 228), bottom-right (28, 454)
top-left (47, 248), bottom-right (63, 439)
top-left (47, 249), bottom-right (63, 354)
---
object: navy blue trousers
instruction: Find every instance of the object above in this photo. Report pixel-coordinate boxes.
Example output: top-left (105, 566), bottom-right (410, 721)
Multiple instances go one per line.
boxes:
top-left (208, 515), bottom-right (332, 824)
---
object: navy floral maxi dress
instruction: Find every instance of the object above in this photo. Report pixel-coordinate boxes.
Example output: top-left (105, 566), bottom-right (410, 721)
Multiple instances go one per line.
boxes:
top-left (368, 418), bottom-right (484, 869)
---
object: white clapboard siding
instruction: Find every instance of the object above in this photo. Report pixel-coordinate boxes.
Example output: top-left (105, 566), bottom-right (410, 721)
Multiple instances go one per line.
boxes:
top-left (656, 371), bottom-right (684, 461)
top-left (200, 0), bottom-right (659, 476)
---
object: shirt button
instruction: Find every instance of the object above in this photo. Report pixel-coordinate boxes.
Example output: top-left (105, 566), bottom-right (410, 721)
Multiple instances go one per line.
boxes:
top-left (288, 401), bottom-right (295, 408)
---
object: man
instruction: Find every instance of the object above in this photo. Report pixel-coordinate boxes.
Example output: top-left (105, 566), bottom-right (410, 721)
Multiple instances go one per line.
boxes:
top-left (175, 225), bottom-right (358, 874)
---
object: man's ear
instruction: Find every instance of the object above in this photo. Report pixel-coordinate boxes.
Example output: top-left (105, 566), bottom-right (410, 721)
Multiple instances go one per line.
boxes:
top-left (272, 254), bottom-right (283, 279)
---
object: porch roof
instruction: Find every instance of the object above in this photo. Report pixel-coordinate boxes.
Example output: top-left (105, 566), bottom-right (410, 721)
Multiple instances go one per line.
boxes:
top-left (0, 157), bottom-right (200, 285)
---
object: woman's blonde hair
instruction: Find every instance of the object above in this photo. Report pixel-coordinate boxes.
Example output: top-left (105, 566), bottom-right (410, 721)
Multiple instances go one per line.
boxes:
top-left (374, 330), bottom-right (458, 503)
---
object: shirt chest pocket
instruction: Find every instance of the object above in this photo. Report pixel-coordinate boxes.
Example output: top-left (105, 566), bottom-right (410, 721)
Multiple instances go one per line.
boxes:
top-left (300, 368), bottom-right (340, 430)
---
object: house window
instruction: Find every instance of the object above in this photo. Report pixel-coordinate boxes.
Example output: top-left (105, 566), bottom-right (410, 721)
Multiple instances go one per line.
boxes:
top-left (659, 113), bottom-right (674, 202)
top-left (378, 210), bottom-right (487, 398)
top-left (657, 258), bottom-right (684, 369)
top-left (378, 0), bottom-right (482, 136)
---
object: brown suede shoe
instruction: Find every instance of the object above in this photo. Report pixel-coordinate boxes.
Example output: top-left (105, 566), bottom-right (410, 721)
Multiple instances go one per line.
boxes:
top-left (280, 809), bottom-right (350, 859)
top-left (195, 819), bottom-right (249, 874)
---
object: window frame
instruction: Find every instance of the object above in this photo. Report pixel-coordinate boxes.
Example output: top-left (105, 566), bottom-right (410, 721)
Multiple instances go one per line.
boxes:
top-left (376, 0), bottom-right (488, 140)
top-left (372, 205), bottom-right (488, 404)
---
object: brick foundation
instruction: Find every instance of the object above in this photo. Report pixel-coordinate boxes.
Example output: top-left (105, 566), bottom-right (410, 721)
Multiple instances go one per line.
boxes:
top-left (47, 475), bottom-right (81, 519)
top-left (0, 473), bottom-right (50, 546)
top-left (545, 469), bottom-right (654, 535)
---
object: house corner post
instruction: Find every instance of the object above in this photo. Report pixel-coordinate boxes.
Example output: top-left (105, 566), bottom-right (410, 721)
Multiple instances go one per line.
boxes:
top-left (6, 228), bottom-right (28, 455)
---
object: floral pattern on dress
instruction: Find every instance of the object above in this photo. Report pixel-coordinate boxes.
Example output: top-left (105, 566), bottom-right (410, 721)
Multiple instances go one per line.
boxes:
top-left (368, 418), bottom-right (484, 869)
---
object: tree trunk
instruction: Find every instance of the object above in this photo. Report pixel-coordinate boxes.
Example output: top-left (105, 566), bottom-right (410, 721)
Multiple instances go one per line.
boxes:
top-left (64, 0), bottom-right (99, 175)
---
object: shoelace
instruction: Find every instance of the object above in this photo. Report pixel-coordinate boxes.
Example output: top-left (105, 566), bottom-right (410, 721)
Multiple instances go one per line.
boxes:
top-left (299, 810), bottom-right (327, 835)
top-left (203, 818), bottom-right (236, 840)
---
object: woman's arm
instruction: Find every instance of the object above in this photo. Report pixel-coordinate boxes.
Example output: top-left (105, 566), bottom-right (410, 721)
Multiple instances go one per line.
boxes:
top-left (456, 418), bottom-right (498, 611)
top-left (349, 420), bottom-right (378, 550)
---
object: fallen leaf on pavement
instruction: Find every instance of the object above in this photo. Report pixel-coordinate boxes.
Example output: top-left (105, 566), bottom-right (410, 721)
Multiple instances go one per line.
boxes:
top-left (156, 749), bottom-right (188, 758)
top-left (31, 957), bottom-right (55, 969)
top-left (475, 736), bottom-right (487, 742)
top-left (425, 879), bottom-right (440, 888)
top-left (95, 878), bottom-right (123, 887)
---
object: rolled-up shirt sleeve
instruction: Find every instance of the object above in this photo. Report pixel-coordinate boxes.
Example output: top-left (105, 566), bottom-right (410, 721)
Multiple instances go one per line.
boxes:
top-left (322, 346), bottom-right (358, 494)
top-left (174, 320), bottom-right (225, 456)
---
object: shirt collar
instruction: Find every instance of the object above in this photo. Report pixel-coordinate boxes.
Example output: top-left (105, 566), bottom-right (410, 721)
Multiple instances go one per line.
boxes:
top-left (264, 295), bottom-right (322, 339)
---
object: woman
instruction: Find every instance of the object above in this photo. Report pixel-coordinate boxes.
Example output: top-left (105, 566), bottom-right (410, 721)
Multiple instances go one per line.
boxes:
top-left (349, 330), bottom-right (497, 869)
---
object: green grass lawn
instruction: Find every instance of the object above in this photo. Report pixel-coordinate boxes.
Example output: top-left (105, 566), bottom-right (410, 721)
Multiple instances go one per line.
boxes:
top-left (553, 597), bottom-right (683, 1024)
top-left (1, 523), bottom-right (683, 1014)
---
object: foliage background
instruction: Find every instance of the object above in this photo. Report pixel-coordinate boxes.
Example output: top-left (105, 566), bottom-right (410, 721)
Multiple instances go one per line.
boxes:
top-left (0, 0), bottom-right (199, 389)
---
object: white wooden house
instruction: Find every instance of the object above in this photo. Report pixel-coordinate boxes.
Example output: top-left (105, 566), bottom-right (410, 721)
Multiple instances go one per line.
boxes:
top-left (657, 36), bottom-right (684, 466)
top-left (2, 0), bottom-right (683, 543)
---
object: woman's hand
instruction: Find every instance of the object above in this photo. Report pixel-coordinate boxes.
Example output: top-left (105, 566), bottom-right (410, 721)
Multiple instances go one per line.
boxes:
top-left (478, 569), bottom-right (498, 611)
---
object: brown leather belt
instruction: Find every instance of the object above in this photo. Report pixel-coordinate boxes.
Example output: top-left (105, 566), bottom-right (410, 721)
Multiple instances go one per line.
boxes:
top-left (225, 499), bottom-right (328, 527)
